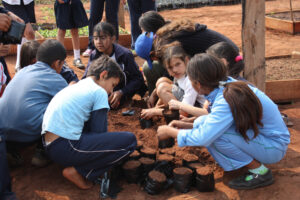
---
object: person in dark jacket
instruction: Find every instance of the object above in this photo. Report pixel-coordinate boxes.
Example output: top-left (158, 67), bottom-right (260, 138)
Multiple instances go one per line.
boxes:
top-left (83, 22), bottom-right (146, 109)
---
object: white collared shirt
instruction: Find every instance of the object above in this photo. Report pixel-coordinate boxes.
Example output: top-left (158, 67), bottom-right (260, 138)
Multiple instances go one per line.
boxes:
top-left (3, 0), bottom-right (34, 5)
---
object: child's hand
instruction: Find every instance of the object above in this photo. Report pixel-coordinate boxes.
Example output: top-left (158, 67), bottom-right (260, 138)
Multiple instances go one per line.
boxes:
top-left (57, 0), bottom-right (66, 4)
top-left (109, 90), bottom-right (122, 109)
top-left (157, 125), bottom-right (179, 141)
top-left (0, 14), bottom-right (11, 32)
top-left (141, 108), bottom-right (162, 119)
top-left (168, 99), bottom-right (181, 110)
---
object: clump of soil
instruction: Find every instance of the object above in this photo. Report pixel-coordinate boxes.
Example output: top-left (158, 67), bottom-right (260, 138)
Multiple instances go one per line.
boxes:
top-left (183, 154), bottom-right (199, 162)
top-left (123, 160), bottom-right (141, 170)
top-left (173, 167), bottom-right (193, 175)
top-left (140, 148), bottom-right (157, 160)
top-left (139, 157), bottom-right (155, 165)
top-left (148, 170), bottom-right (167, 183)
top-left (159, 147), bottom-right (175, 155)
top-left (157, 154), bottom-right (174, 162)
top-left (163, 109), bottom-right (180, 124)
top-left (196, 166), bottom-right (213, 176)
top-left (129, 150), bottom-right (140, 160)
top-left (188, 162), bottom-right (205, 170)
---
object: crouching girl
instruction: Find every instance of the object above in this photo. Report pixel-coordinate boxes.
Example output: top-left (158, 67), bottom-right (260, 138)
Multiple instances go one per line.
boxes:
top-left (42, 55), bottom-right (136, 189)
top-left (157, 53), bottom-right (290, 189)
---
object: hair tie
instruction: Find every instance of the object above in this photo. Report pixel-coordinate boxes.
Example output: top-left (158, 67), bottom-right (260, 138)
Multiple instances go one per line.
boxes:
top-left (219, 81), bottom-right (227, 88)
top-left (235, 55), bottom-right (243, 63)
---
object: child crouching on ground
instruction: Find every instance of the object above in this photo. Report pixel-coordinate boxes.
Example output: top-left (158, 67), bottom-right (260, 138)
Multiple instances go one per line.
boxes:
top-left (141, 42), bottom-right (207, 120)
top-left (42, 55), bottom-right (137, 189)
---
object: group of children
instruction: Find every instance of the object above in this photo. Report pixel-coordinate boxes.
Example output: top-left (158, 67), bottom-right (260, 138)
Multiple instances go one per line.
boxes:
top-left (0, 5), bottom-right (291, 198)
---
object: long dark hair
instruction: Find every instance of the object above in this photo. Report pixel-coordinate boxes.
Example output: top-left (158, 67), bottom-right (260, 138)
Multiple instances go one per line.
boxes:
top-left (187, 53), bottom-right (263, 141)
top-left (207, 42), bottom-right (244, 78)
top-left (20, 40), bottom-right (40, 69)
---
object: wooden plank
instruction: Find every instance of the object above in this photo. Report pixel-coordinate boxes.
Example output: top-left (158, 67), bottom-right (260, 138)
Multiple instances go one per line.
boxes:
top-left (265, 16), bottom-right (294, 34)
top-left (242, 0), bottom-right (266, 91)
top-left (266, 79), bottom-right (300, 102)
top-left (118, 1), bottom-right (125, 29)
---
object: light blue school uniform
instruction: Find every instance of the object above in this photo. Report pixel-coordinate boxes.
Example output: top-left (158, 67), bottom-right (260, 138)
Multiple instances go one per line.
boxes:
top-left (42, 77), bottom-right (109, 140)
top-left (177, 77), bottom-right (290, 171)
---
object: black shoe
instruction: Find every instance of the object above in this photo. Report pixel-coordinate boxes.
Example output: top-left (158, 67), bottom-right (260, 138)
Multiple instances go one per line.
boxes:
top-left (228, 170), bottom-right (274, 190)
top-left (7, 151), bottom-right (24, 168)
top-left (73, 58), bottom-right (85, 69)
top-left (31, 148), bottom-right (51, 168)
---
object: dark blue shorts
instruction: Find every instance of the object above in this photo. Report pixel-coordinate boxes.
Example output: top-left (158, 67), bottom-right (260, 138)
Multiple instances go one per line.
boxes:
top-left (54, 0), bottom-right (88, 30)
top-left (3, 1), bottom-right (36, 24)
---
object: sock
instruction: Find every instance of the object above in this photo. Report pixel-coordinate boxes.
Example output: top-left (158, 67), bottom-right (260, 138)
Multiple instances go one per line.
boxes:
top-left (15, 37), bottom-right (28, 71)
top-left (246, 164), bottom-right (269, 181)
top-left (74, 49), bottom-right (80, 60)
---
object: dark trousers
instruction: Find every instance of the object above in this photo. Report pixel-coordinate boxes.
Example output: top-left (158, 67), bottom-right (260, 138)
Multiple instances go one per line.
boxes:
top-left (88, 0), bottom-right (120, 49)
top-left (0, 135), bottom-right (17, 200)
top-left (127, 0), bottom-right (156, 49)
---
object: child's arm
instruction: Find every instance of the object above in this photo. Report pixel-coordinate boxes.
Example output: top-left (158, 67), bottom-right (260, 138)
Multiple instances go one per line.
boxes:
top-left (141, 108), bottom-right (163, 119)
top-left (169, 99), bottom-right (208, 117)
top-left (83, 109), bottom-right (108, 133)
top-left (120, 52), bottom-right (145, 96)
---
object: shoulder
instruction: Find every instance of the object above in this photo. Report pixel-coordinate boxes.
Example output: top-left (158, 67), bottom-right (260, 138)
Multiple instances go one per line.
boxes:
top-left (114, 43), bottom-right (132, 57)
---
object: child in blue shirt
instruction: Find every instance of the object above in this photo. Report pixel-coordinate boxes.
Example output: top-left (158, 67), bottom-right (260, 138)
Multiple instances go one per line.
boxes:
top-left (157, 53), bottom-right (290, 190)
top-left (83, 22), bottom-right (146, 109)
top-left (42, 55), bottom-right (137, 190)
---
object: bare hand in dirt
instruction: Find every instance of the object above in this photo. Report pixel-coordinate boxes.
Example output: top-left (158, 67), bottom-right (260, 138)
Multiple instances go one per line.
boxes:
top-left (147, 90), bottom-right (158, 108)
top-left (109, 91), bottom-right (122, 109)
top-left (168, 99), bottom-right (181, 110)
top-left (0, 44), bottom-right (10, 57)
top-left (168, 120), bottom-right (193, 129)
top-left (157, 125), bottom-right (179, 140)
top-left (7, 11), bottom-right (24, 23)
top-left (141, 108), bottom-right (163, 119)
top-left (180, 115), bottom-right (196, 123)
top-left (0, 14), bottom-right (11, 32)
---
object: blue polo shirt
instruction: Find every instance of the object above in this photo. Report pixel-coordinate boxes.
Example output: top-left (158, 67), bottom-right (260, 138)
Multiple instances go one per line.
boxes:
top-left (0, 61), bottom-right (67, 142)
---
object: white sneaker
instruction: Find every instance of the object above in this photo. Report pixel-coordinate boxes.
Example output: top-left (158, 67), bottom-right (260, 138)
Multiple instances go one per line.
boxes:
top-left (82, 49), bottom-right (93, 57)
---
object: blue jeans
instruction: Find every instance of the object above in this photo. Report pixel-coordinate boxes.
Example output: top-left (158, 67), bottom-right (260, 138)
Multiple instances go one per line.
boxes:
top-left (88, 0), bottom-right (120, 49)
top-left (127, 0), bottom-right (156, 49)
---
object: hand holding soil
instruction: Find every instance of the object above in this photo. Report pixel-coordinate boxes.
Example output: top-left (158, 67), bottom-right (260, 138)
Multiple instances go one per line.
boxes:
top-left (157, 125), bottom-right (179, 140)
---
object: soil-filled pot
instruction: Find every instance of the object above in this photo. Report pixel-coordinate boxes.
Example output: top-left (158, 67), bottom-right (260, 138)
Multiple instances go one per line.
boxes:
top-left (139, 118), bottom-right (153, 129)
top-left (139, 157), bottom-right (156, 179)
top-left (173, 167), bottom-right (194, 193)
top-left (158, 137), bottom-right (175, 149)
top-left (159, 147), bottom-right (175, 156)
top-left (122, 160), bottom-right (142, 183)
top-left (195, 166), bottom-right (215, 192)
top-left (129, 150), bottom-right (141, 160)
top-left (163, 109), bottom-right (180, 124)
top-left (140, 148), bottom-right (157, 160)
top-left (156, 154), bottom-right (175, 178)
top-left (144, 170), bottom-right (167, 195)
top-left (183, 153), bottom-right (199, 167)
top-left (136, 140), bottom-right (143, 151)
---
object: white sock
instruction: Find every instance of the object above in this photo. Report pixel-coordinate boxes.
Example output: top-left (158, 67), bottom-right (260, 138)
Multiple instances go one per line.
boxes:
top-left (15, 37), bottom-right (28, 72)
top-left (74, 49), bottom-right (80, 60)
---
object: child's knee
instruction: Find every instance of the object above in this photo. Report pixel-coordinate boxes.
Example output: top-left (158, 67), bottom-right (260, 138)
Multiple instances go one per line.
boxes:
top-left (157, 82), bottom-right (171, 97)
top-left (121, 132), bottom-right (137, 150)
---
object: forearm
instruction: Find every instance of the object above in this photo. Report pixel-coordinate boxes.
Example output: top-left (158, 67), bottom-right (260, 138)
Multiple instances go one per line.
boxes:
top-left (179, 102), bottom-right (208, 117)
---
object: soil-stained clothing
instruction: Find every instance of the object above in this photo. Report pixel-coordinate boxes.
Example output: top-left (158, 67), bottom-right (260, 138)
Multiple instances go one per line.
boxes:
top-left (0, 61), bottom-right (67, 142)
top-left (177, 77), bottom-right (290, 171)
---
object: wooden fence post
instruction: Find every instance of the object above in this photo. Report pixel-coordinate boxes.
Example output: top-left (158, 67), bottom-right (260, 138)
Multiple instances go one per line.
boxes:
top-left (118, 1), bottom-right (125, 29)
top-left (242, 0), bottom-right (266, 91)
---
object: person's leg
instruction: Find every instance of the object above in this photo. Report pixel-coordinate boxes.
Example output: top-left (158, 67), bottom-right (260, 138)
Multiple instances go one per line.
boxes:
top-left (0, 136), bottom-right (17, 199)
top-left (86, 0), bottom-right (105, 51)
top-left (71, 28), bottom-right (85, 69)
top-left (57, 29), bottom-right (66, 46)
top-left (127, 0), bottom-right (142, 49)
top-left (156, 81), bottom-right (176, 106)
top-left (207, 127), bottom-right (287, 189)
top-left (105, 0), bottom-right (120, 40)
top-left (143, 61), bottom-right (169, 95)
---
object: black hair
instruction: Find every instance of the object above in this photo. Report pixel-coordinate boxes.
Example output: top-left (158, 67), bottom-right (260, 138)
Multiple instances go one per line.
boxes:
top-left (187, 53), bottom-right (227, 89)
top-left (139, 11), bottom-right (166, 33)
top-left (207, 42), bottom-right (244, 78)
top-left (93, 22), bottom-right (116, 37)
top-left (36, 39), bottom-right (66, 67)
top-left (20, 40), bottom-right (40, 69)
top-left (87, 55), bottom-right (124, 83)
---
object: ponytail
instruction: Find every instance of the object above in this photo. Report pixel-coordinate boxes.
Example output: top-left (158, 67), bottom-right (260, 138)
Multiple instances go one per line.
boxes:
top-left (223, 81), bottom-right (263, 141)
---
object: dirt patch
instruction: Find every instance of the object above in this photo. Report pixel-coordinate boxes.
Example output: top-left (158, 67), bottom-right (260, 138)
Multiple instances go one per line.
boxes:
top-left (267, 10), bottom-right (300, 21)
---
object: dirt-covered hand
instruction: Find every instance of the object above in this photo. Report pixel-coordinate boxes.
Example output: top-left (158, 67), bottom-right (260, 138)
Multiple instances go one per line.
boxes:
top-left (157, 125), bottom-right (178, 141)
top-left (109, 90), bottom-right (122, 109)
top-left (141, 108), bottom-right (162, 119)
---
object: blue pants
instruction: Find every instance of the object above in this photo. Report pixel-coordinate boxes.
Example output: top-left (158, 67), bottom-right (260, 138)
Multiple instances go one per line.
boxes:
top-left (127, 0), bottom-right (156, 49)
top-left (45, 131), bottom-right (136, 181)
top-left (0, 135), bottom-right (17, 200)
top-left (207, 127), bottom-right (288, 171)
top-left (88, 0), bottom-right (120, 49)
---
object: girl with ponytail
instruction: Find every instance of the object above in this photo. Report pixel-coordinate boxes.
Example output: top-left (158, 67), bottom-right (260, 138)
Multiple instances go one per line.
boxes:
top-left (157, 53), bottom-right (290, 190)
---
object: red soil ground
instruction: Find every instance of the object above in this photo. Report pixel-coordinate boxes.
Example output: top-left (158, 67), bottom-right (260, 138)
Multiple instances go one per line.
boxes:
top-left (3, 0), bottom-right (300, 199)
